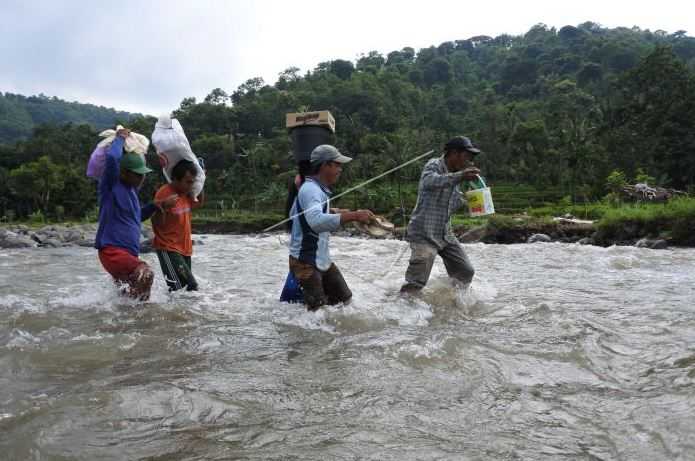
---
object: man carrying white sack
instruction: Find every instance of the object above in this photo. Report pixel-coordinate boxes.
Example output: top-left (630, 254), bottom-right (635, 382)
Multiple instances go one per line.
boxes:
top-left (400, 136), bottom-right (483, 294)
top-left (95, 127), bottom-right (177, 301)
top-left (152, 159), bottom-right (204, 292)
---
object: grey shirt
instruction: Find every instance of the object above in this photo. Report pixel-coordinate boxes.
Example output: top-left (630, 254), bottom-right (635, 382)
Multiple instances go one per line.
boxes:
top-left (406, 156), bottom-right (465, 249)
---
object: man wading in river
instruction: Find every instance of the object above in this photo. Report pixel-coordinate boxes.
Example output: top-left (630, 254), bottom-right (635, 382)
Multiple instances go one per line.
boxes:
top-left (288, 145), bottom-right (375, 311)
top-left (400, 136), bottom-right (482, 294)
top-left (152, 159), bottom-right (204, 291)
top-left (95, 128), bottom-right (176, 300)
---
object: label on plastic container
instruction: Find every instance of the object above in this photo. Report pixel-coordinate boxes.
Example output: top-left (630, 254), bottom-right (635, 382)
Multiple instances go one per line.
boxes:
top-left (465, 186), bottom-right (495, 217)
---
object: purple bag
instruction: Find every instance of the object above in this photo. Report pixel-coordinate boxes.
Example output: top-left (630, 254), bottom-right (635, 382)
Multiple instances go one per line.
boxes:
top-left (86, 145), bottom-right (106, 179)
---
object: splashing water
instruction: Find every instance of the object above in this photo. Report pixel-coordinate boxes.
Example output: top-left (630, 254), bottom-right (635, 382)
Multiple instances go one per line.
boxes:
top-left (1, 236), bottom-right (694, 460)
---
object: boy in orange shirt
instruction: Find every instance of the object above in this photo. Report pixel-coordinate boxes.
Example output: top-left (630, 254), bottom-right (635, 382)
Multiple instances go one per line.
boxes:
top-left (152, 159), bottom-right (203, 291)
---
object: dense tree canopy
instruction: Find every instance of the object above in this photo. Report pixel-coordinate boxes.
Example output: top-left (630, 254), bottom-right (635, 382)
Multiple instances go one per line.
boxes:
top-left (0, 93), bottom-right (136, 144)
top-left (1, 23), bottom-right (695, 220)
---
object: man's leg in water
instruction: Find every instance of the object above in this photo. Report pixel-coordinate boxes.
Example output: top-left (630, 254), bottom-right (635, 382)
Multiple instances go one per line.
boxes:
top-left (439, 241), bottom-right (475, 286)
top-left (289, 256), bottom-right (327, 311)
top-left (323, 263), bottom-right (352, 306)
top-left (156, 250), bottom-right (198, 291)
top-left (182, 256), bottom-right (198, 290)
top-left (98, 246), bottom-right (154, 301)
top-left (127, 262), bottom-right (154, 301)
top-left (401, 242), bottom-right (438, 293)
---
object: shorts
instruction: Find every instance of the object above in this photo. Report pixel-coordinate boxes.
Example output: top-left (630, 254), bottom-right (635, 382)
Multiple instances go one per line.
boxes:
top-left (98, 246), bottom-right (153, 300)
top-left (289, 256), bottom-right (352, 311)
top-left (99, 246), bottom-right (146, 281)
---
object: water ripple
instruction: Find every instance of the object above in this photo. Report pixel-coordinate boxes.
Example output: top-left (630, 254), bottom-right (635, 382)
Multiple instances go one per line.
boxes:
top-left (0, 236), bottom-right (693, 459)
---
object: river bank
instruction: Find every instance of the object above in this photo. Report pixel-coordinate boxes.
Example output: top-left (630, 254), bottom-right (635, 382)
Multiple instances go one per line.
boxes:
top-left (0, 224), bottom-right (155, 251)
top-left (1, 211), bottom-right (689, 250)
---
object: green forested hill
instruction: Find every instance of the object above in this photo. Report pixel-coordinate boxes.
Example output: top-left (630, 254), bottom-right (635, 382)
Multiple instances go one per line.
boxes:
top-left (0, 92), bottom-right (137, 144)
top-left (170, 23), bottom-right (695, 201)
top-left (2, 22), bottom-right (695, 220)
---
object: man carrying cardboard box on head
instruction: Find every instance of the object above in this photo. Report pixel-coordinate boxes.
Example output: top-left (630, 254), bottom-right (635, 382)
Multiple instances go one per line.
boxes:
top-left (288, 144), bottom-right (375, 311)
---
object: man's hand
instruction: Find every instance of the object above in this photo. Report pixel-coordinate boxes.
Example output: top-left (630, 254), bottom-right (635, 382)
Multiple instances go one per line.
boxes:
top-left (116, 128), bottom-right (131, 139)
top-left (461, 166), bottom-right (481, 181)
top-left (342, 209), bottom-right (375, 224)
top-left (356, 209), bottom-right (376, 223)
top-left (155, 194), bottom-right (178, 211)
top-left (192, 190), bottom-right (205, 208)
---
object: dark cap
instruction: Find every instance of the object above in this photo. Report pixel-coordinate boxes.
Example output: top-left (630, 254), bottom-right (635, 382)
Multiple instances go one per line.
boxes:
top-left (444, 136), bottom-right (481, 155)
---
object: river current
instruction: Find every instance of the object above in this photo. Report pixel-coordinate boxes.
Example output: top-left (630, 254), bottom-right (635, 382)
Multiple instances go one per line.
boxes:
top-left (1, 235), bottom-right (694, 460)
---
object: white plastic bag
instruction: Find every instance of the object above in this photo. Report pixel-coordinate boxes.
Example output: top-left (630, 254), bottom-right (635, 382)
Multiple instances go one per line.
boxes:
top-left (97, 125), bottom-right (149, 155)
top-left (152, 115), bottom-right (205, 200)
top-left (86, 126), bottom-right (149, 179)
top-left (152, 116), bottom-right (192, 158)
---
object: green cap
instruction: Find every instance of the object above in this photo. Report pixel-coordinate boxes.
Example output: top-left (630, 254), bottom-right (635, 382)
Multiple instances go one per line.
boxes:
top-left (121, 153), bottom-right (152, 175)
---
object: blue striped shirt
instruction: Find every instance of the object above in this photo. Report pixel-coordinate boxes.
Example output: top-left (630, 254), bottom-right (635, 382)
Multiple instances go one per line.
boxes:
top-left (289, 178), bottom-right (341, 271)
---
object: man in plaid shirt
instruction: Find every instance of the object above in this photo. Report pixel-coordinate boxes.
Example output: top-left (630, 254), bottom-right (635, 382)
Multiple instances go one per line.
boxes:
top-left (401, 136), bottom-right (483, 293)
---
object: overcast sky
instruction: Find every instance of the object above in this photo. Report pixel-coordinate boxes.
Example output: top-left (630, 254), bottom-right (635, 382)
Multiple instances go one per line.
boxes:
top-left (1, 0), bottom-right (692, 115)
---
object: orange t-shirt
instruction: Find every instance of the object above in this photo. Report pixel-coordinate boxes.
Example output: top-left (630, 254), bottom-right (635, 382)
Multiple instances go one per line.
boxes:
top-left (152, 184), bottom-right (194, 256)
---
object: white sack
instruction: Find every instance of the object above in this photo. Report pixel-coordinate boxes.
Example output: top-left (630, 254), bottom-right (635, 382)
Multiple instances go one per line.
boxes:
top-left (152, 115), bottom-right (205, 200)
top-left (97, 125), bottom-right (149, 156)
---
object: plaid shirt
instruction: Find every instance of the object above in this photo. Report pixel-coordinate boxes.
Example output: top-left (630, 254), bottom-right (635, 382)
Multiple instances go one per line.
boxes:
top-left (406, 156), bottom-right (465, 249)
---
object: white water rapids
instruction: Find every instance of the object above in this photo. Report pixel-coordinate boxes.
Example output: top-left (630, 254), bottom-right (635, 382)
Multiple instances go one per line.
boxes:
top-left (1, 235), bottom-right (694, 460)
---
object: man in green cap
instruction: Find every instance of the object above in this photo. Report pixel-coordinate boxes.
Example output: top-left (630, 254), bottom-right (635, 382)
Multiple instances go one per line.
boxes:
top-left (95, 128), bottom-right (176, 300)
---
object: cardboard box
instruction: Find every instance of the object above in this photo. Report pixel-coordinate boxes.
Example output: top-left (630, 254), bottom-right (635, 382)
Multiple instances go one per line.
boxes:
top-left (286, 110), bottom-right (335, 133)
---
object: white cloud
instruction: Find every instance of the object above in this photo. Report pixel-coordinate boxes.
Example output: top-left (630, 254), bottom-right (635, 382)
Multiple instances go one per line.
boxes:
top-left (0, 0), bottom-right (692, 114)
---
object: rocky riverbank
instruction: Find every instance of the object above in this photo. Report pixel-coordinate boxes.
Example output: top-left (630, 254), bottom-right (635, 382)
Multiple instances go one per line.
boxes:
top-left (0, 215), bottom-right (680, 251)
top-left (454, 215), bottom-right (672, 249)
top-left (0, 224), bottom-right (155, 252)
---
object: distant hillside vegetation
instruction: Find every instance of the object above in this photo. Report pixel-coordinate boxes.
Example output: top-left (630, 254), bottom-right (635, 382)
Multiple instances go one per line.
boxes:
top-left (2, 22), bottom-right (695, 221)
top-left (0, 92), bottom-right (138, 144)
